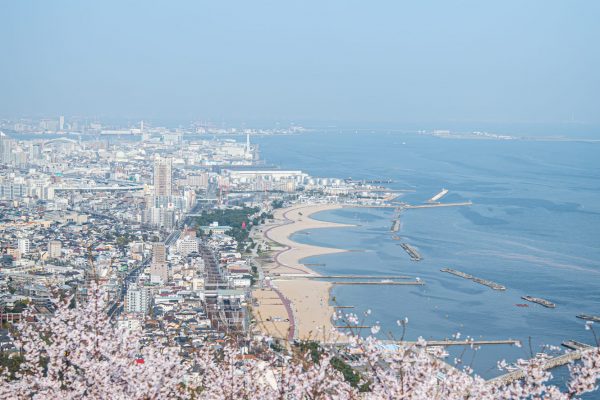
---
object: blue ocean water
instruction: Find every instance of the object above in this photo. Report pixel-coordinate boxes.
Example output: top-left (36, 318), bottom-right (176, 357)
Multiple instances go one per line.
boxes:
top-left (254, 132), bottom-right (600, 384)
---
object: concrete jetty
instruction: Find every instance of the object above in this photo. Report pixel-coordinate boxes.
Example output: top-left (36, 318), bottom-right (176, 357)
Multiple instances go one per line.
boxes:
top-left (380, 339), bottom-right (521, 347)
top-left (308, 275), bottom-right (412, 279)
top-left (487, 347), bottom-right (595, 386)
top-left (576, 314), bottom-right (600, 323)
top-left (562, 340), bottom-right (592, 351)
top-left (441, 268), bottom-right (506, 291)
top-left (399, 243), bottom-right (422, 261)
top-left (404, 201), bottom-right (472, 209)
top-left (332, 281), bottom-right (424, 285)
top-left (345, 200), bottom-right (472, 210)
top-left (521, 295), bottom-right (556, 308)
top-left (335, 325), bottom-right (372, 329)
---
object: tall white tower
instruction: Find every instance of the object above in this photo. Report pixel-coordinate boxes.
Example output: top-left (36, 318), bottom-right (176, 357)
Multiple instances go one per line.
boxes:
top-left (153, 156), bottom-right (173, 197)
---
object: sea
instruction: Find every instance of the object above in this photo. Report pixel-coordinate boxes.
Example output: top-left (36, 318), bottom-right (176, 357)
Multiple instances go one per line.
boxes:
top-left (252, 131), bottom-right (600, 389)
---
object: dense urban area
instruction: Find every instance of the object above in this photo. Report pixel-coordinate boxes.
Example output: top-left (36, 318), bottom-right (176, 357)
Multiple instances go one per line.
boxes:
top-left (0, 117), bottom-right (399, 376)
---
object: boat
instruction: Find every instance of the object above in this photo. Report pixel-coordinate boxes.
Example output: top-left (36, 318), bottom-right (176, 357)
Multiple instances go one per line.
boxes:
top-left (576, 314), bottom-right (600, 323)
top-left (521, 296), bottom-right (556, 308)
top-left (515, 303), bottom-right (529, 308)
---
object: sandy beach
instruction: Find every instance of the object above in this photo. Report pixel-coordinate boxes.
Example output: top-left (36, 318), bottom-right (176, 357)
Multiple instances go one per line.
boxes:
top-left (252, 203), bottom-right (352, 342)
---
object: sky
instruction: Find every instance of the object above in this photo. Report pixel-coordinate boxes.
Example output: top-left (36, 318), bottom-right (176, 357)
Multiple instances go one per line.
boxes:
top-left (1, 1), bottom-right (599, 130)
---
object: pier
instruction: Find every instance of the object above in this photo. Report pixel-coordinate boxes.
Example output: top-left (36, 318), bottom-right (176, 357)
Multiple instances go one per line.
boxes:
top-left (487, 348), bottom-right (594, 386)
top-left (380, 339), bottom-right (521, 347)
top-left (308, 275), bottom-right (412, 280)
top-left (576, 314), bottom-right (600, 323)
top-left (344, 200), bottom-right (472, 210)
top-left (441, 268), bottom-right (506, 290)
top-left (404, 201), bottom-right (472, 209)
top-left (336, 325), bottom-right (372, 329)
top-left (331, 338), bottom-right (521, 347)
top-left (332, 281), bottom-right (424, 285)
top-left (399, 243), bottom-right (422, 261)
top-left (562, 340), bottom-right (592, 351)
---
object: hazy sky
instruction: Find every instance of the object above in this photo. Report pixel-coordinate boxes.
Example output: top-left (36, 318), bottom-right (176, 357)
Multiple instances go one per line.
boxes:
top-left (1, 1), bottom-right (599, 127)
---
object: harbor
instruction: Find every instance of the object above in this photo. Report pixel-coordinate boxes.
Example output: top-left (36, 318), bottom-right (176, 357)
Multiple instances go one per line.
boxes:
top-left (399, 243), bottom-right (423, 261)
top-left (440, 268), bottom-right (506, 291)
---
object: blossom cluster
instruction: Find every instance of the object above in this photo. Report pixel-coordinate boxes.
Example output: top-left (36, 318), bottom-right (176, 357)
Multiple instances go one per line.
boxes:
top-left (1, 287), bottom-right (599, 399)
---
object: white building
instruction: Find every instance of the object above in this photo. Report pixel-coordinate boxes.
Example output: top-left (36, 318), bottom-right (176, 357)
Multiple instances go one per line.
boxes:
top-left (177, 232), bottom-right (199, 257)
top-left (125, 283), bottom-right (151, 314)
top-left (18, 238), bottom-right (30, 255)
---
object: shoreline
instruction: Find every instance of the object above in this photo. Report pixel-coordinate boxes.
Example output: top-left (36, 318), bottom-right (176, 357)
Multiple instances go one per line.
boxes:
top-left (252, 203), bottom-right (353, 342)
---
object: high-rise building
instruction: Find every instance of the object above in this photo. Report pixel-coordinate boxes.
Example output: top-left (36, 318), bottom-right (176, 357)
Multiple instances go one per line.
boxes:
top-left (0, 132), bottom-right (15, 164)
top-left (125, 283), bottom-right (151, 314)
top-left (150, 242), bottom-right (169, 283)
top-left (29, 143), bottom-right (42, 161)
top-left (59, 116), bottom-right (65, 131)
top-left (48, 240), bottom-right (62, 258)
top-left (153, 157), bottom-right (172, 197)
top-left (152, 242), bottom-right (166, 264)
top-left (18, 238), bottom-right (30, 255)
